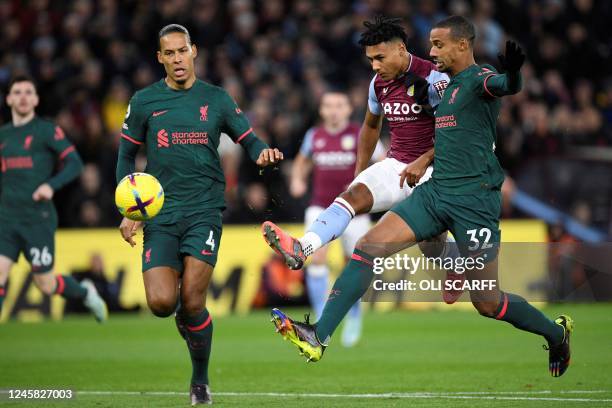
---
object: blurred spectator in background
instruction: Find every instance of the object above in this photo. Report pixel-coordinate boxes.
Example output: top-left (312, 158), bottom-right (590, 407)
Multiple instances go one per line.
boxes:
top-left (65, 253), bottom-right (140, 313)
top-left (64, 163), bottom-right (117, 227)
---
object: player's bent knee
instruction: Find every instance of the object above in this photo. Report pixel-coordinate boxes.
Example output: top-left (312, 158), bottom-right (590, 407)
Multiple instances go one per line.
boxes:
top-left (340, 183), bottom-right (372, 214)
top-left (147, 294), bottom-right (178, 317)
top-left (180, 293), bottom-right (205, 316)
top-left (354, 233), bottom-right (386, 257)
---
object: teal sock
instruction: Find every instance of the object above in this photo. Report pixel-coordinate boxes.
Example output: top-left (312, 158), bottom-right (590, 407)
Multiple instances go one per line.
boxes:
top-left (55, 276), bottom-right (87, 300)
top-left (0, 285), bottom-right (5, 313)
top-left (177, 308), bottom-right (213, 385)
top-left (315, 249), bottom-right (374, 344)
top-left (492, 292), bottom-right (564, 344)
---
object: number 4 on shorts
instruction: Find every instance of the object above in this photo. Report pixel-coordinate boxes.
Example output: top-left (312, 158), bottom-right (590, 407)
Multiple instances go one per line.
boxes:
top-left (205, 230), bottom-right (215, 251)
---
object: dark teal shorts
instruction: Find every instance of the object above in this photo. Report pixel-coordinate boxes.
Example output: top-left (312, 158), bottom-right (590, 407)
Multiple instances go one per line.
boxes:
top-left (142, 211), bottom-right (223, 273)
top-left (390, 181), bottom-right (501, 261)
top-left (0, 220), bottom-right (56, 273)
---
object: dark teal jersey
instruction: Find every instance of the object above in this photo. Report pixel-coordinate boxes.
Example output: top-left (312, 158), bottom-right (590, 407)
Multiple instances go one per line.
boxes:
top-left (118, 79), bottom-right (264, 224)
top-left (0, 116), bottom-right (82, 222)
top-left (432, 64), bottom-right (521, 194)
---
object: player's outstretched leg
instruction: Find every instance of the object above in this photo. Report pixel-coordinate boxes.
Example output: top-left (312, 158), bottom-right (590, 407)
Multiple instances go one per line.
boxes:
top-left (270, 308), bottom-right (325, 362)
top-left (271, 212), bottom-right (416, 360)
top-left (270, 248), bottom-right (372, 360)
top-left (299, 197), bottom-right (358, 258)
top-left (483, 292), bottom-right (573, 377)
top-left (469, 261), bottom-right (573, 377)
top-left (263, 184), bottom-right (373, 269)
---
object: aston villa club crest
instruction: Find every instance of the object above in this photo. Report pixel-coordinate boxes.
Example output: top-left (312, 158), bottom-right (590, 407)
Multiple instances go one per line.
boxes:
top-left (341, 135), bottom-right (356, 150)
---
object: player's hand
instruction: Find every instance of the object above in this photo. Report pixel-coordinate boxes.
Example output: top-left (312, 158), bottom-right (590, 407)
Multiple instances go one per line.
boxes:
top-left (405, 72), bottom-right (434, 116)
top-left (256, 148), bottom-right (284, 167)
top-left (498, 40), bottom-right (525, 73)
top-left (405, 72), bottom-right (429, 106)
top-left (399, 158), bottom-right (428, 188)
top-left (290, 178), bottom-right (307, 198)
top-left (32, 183), bottom-right (54, 201)
top-left (119, 217), bottom-right (141, 247)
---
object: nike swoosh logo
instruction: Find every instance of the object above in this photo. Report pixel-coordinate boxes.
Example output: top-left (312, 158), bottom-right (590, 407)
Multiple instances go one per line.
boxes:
top-left (383, 87), bottom-right (388, 94)
top-left (152, 110), bottom-right (169, 117)
top-left (201, 250), bottom-right (213, 256)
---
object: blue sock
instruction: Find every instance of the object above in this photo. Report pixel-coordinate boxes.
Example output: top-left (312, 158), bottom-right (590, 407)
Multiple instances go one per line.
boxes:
top-left (306, 265), bottom-right (329, 319)
top-left (301, 198), bottom-right (354, 257)
top-left (348, 300), bottom-right (361, 319)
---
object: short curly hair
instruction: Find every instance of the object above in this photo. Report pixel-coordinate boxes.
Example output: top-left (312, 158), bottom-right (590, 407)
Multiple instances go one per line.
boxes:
top-left (358, 15), bottom-right (407, 47)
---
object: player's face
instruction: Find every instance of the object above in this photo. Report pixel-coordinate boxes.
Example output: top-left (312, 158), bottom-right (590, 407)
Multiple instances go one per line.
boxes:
top-left (319, 93), bottom-right (352, 127)
top-left (365, 40), bottom-right (407, 81)
top-left (429, 28), bottom-right (464, 73)
top-left (157, 32), bottom-right (197, 86)
top-left (6, 81), bottom-right (38, 116)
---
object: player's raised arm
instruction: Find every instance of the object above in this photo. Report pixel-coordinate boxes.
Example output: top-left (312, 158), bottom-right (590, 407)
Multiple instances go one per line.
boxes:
top-left (290, 128), bottom-right (315, 198)
top-left (35, 125), bottom-right (83, 201)
top-left (480, 40), bottom-right (525, 97)
top-left (116, 96), bottom-right (146, 183)
top-left (220, 91), bottom-right (283, 167)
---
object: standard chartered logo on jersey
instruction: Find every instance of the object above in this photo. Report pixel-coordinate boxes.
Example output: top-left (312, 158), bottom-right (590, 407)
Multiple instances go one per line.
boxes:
top-left (157, 128), bottom-right (209, 146)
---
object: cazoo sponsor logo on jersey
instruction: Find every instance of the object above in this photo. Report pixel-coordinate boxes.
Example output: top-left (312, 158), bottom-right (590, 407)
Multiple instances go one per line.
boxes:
top-left (382, 102), bottom-right (422, 122)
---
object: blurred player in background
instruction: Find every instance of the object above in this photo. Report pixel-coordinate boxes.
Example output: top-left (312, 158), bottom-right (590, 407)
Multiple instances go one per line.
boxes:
top-left (263, 16), bottom-right (464, 304)
top-left (116, 24), bottom-right (282, 405)
top-left (0, 76), bottom-right (107, 322)
top-left (271, 16), bottom-right (573, 378)
top-left (291, 90), bottom-right (385, 347)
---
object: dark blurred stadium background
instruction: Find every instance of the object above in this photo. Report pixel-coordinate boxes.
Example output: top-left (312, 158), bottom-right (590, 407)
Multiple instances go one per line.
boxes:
top-left (2, 0), bottom-right (612, 320)
top-left (1, 0), bottom-right (609, 229)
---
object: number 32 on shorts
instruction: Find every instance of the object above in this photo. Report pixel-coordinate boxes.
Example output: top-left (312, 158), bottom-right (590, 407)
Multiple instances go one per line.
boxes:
top-left (466, 228), bottom-right (493, 251)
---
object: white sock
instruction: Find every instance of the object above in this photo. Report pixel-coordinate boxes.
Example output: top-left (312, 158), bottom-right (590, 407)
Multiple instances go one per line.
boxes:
top-left (300, 232), bottom-right (322, 257)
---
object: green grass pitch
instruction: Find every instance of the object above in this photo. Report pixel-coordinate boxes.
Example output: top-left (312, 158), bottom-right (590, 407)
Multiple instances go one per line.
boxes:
top-left (1, 304), bottom-right (611, 407)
